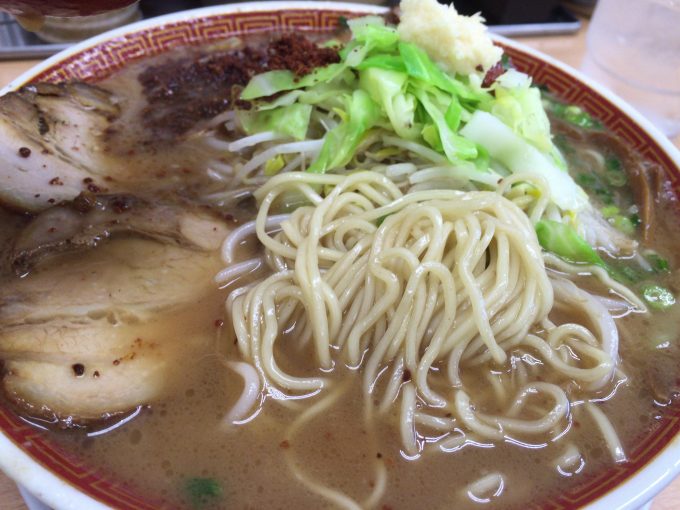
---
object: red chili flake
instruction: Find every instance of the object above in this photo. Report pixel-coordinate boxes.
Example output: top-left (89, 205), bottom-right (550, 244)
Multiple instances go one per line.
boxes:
top-left (111, 197), bottom-right (131, 213)
top-left (376, 452), bottom-right (383, 459)
top-left (49, 177), bottom-right (63, 186)
top-left (82, 177), bottom-right (93, 184)
top-left (113, 359), bottom-right (120, 366)
top-left (279, 440), bottom-right (290, 449)
top-left (482, 60), bottom-right (506, 88)
top-left (383, 9), bottom-right (400, 25)
top-left (18, 147), bottom-right (31, 158)
top-left (402, 368), bottom-right (412, 382)
top-left (214, 319), bottom-right (224, 328)
top-left (87, 183), bottom-right (101, 193)
top-left (47, 198), bottom-right (55, 203)
top-left (93, 371), bottom-right (100, 378)
top-left (48, 227), bottom-right (56, 233)
top-left (72, 363), bottom-right (85, 376)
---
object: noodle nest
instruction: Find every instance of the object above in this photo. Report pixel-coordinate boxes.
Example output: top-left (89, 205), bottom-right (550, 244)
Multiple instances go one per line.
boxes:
top-left (224, 171), bottom-right (618, 455)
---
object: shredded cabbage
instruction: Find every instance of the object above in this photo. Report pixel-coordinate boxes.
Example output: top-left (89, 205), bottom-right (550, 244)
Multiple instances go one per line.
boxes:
top-left (492, 69), bottom-right (567, 169)
top-left (237, 14), bottom-right (591, 216)
top-left (308, 89), bottom-right (381, 173)
top-left (359, 67), bottom-right (418, 140)
top-left (460, 111), bottom-right (588, 211)
top-left (238, 104), bottom-right (312, 141)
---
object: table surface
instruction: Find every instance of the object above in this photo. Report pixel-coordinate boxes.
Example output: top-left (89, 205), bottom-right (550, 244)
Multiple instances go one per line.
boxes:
top-left (0, 15), bottom-right (680, 510)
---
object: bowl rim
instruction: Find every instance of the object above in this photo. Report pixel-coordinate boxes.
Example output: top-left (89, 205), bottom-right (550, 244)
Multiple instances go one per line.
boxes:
top-left (0, 2), bottom-right (679, 509)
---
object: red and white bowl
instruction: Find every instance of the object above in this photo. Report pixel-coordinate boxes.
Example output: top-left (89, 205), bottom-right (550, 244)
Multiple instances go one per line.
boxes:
top-left (1, 3), bottom-right (679, 509)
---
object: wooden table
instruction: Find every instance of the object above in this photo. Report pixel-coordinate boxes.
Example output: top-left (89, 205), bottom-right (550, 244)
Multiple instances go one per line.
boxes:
top-left (0, 18), bottom-right (679, 510)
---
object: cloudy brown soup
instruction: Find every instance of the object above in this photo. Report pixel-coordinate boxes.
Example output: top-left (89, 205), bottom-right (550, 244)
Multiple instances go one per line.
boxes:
top-left (0, 14), bottom-right (679, 510)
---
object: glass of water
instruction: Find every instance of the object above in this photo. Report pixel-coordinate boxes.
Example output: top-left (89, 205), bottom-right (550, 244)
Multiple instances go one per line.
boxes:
top-left (581, 0), bottom-right (680, 137)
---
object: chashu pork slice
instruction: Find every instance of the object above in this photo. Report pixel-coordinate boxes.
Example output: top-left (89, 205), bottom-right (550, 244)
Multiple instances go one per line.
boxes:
top-left (9, 193), bottom-right (230, 276)
top-left (0, 236), bottom-right (225, 421)
top-left (0, 82), bottom-right (125, 212)
top-left (0, 80), bottom-right (237, 216)
top-left (3, 324), bottom-right (172, 421)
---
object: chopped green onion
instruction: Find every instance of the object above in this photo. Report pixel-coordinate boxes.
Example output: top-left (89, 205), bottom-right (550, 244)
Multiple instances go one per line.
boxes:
top-left (185, 478), bottom-right (222, 509)
top-left (642, 285), bottom-right (676, 311)
top-left (652, 333), bottom-right (673, 349)
top-left (576, 173), bottom-right (596, 187)
top-left (645, 251), bottom-right (670, 273)
top-left (612, 264), bottom-right (643, 283)
top-left (605, 156), bottom-right (622, 171)
top-left (601, 205), bottom-right (619, 218)
top-left (610, 215), bottom-right (635, 236)
top-left (544, 98), bottom-right (602, 129)
top-left (604, 169), bottom-right (627, 187)
top-left (576, 172), bottom-right (614, 205)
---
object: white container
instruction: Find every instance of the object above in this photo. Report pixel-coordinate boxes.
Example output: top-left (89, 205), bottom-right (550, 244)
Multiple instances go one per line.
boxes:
top-left (582, 0), bottom-right (680, 136)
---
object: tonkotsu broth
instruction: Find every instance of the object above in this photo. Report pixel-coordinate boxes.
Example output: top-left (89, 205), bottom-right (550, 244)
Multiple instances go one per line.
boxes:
top-left (1, 30), bottom-right (680, 510)
top-left (45, 282), bottom-right (680, 510)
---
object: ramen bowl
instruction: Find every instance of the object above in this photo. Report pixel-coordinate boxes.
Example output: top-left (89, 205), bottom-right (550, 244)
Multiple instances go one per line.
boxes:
top-left (0, 3), bottom-right (679, 509)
